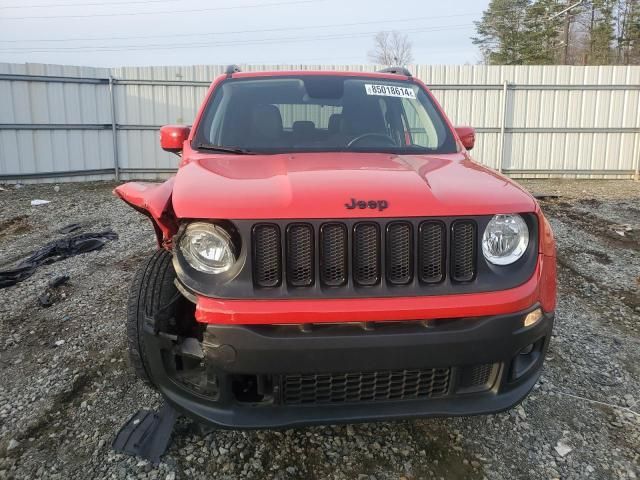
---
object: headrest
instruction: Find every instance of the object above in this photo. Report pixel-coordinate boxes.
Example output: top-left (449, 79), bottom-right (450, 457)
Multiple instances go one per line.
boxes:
top-left (292, 120), bottom-right (315, 136)
top-left (250, 104), bottom-right (283, 141)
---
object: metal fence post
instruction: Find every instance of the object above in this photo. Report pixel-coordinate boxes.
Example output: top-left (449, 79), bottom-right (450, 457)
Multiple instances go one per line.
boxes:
top-left (497, 80), bottom-right (509, 174)
top-left (633, 129), bottom-right (640, 182)
top-left (108, 75), bottom-right (120, 182)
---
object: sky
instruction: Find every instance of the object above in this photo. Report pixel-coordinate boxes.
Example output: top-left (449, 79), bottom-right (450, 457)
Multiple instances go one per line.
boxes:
top-left (0, 0), bottom-right (490, 68)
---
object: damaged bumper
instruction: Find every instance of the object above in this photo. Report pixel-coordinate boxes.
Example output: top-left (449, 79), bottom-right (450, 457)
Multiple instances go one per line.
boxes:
top-left (143, 305), bottom-right (554, 429)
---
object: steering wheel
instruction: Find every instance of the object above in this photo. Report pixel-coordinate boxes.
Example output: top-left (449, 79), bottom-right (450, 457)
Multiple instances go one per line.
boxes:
top-left (346, 133), bottom-right (397, 149)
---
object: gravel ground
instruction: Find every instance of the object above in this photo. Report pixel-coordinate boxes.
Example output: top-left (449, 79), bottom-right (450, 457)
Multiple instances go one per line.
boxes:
top-left (0, 179), bottom-right (638, 480)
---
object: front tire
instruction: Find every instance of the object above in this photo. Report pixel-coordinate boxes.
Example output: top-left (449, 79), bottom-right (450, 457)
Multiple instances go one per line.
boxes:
top-left (126, 249), bottom-right (177, 387)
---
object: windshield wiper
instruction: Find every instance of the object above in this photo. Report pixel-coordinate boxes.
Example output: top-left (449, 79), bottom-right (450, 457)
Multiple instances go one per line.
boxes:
top-left (195, 143), bottom-right (256, 155)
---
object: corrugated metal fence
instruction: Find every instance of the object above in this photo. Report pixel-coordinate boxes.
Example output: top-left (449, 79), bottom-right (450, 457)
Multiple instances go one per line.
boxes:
top-left (1, 62), bottom-right (639, 182)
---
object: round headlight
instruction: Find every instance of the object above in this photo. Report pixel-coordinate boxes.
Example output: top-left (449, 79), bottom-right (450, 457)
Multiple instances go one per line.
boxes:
top-left (179, 222), bottom-right (237, 274)
top-left (482, 214), bottom-right (529, 265)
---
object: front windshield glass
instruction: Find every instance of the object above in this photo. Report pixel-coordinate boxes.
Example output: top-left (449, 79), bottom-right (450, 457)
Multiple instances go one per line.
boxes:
top-left (194, 75), bottom-right (457, 154)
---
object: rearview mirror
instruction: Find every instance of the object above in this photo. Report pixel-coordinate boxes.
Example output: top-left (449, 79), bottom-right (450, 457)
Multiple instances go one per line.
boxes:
top-left (160, 125), bottom-right (190, 153)
top-left (455, 126), bottom-right (475, 151)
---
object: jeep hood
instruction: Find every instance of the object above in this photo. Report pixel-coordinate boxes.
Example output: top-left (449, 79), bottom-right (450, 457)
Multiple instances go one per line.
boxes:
top-left (171, 152), bottom-right (536, 219)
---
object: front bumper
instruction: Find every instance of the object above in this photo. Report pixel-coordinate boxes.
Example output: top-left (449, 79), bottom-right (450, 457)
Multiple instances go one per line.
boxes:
top-left (144, 306), bottom-right (554, 429)
top-left (192, 255), bottom-right (556, 324)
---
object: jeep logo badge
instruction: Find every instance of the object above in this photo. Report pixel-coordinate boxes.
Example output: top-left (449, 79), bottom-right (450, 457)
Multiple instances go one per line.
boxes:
top-left (345, 198), bottom-right (388, 211)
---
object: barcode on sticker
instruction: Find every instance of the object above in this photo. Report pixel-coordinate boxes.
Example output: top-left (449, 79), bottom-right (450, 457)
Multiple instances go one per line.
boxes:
top-left (365, 84), bottom-right (416, 99)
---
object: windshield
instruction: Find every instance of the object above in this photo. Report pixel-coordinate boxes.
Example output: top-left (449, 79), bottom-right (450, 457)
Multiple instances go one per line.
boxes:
top-left (193, 75), bottom-right (458, 154)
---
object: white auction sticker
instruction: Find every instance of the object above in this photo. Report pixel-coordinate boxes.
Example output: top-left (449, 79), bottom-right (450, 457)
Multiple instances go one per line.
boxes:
top-left (364, 84), bottom-right (416, 99)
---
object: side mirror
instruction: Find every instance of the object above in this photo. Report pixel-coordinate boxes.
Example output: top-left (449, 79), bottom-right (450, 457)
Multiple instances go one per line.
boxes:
top-left (160, 125), bottom-right (190, 153)
top-left (455, 126), bottom-right (475, 151)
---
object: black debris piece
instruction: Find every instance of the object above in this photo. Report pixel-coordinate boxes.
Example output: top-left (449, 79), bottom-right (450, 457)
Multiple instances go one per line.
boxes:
top-left (112, 403), bottom-right (179, 465)
top-left (58, 223), bottom-right (83, 234)
top-left (38, 275), bottom-right (72, 308)
top-left (38, 292), bottom-right (54, 308)
top-left (48, 275), bottom-right (70, 288)
top-left (0, 230), bottom-right (118, 289)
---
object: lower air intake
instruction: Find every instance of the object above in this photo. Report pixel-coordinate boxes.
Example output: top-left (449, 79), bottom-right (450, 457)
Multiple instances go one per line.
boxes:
top-left (282, 368), bottom-right (451, 405)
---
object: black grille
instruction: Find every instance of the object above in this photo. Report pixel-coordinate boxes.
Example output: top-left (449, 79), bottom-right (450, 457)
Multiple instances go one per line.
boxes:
top-left (253, 224), bottom-right (282, 287)
top-left (250, 218), bottom-right (483, 291)
top-left (320, 223), bottom-right (348, 286)
top-left (451, 221), bottom-right (476, 282)
top-left (387, 222), bottom-right (413, 285)
top-left (419, 221), bottom-right (445, 283)
top-left (282, 368), bottom-right (451, 405)
top-left (353, 223), bottom-right (380, 286)
top-left (286, 224), bottom-right (314, 287)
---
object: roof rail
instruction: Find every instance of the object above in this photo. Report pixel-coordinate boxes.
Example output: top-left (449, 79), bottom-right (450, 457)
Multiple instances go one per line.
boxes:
top-left (225, 65), bottom-right (241, 76)
top-left (377, 66), bottom-right (412, 77)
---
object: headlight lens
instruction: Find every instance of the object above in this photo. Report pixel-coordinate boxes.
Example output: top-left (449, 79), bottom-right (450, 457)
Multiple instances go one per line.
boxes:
top-left (482, 214), bottom-right (529, 265)
top-left (179, 222), bottom-right (237, 274)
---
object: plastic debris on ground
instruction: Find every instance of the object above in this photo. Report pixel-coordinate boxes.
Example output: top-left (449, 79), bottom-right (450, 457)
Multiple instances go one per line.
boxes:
top-left (609, 224), bottom-right (634, 237)
top-left (58, 223), bottom-right (83, 234)
top-left (554, 441), bottom-right (573, 457)
top-left (30, 199), bottom-right (51, 206)
top-left (48, 275), bottom-right (70, 288)
top-left (0, 230), bottom-right (118, 289)
top-left (38, 275), bottom-right (71, 307)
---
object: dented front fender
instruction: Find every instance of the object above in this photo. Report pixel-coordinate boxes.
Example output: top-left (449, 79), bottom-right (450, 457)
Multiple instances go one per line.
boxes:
top-left (114, 178), bottom-right (177, 248)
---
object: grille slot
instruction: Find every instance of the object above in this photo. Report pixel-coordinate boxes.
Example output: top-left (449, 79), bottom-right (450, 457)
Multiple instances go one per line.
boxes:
top-left (451, 221), bottom-right (476, 282)
top-left (253, 224), bottom-right (282, 287)
top-left (418, 221), bottom-right (445, 283)
top-left (286, 224), bottom-right (314, 287)
top-left (320, 223), bottom-right (348, 287)
top-left (282, 368), bottom-right (451, 405)
top-left (353, 223), bottom-right (381, 286)
top-left (386, 222), bottom-right (413, 285)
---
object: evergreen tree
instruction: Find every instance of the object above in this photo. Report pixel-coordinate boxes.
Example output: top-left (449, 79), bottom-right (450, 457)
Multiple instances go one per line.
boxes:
top-left (588, 0), bottom-right (616, 63)
top-left (472, 0), bottom-right (531, 64)
top-left (618, 0), bottom-right (640, 63)
top-left (522, 0), bottom-right (564, 63)
top-left (473, 0), bottom-right (638, 65)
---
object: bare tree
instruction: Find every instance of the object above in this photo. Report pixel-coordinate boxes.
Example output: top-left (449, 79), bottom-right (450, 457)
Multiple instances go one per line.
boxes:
top-left (368, 31), bottom-right (414, 66)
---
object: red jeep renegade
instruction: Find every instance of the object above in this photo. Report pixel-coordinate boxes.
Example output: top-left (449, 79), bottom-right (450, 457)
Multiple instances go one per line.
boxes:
top-left (115, 66), bottom-right (557, 428)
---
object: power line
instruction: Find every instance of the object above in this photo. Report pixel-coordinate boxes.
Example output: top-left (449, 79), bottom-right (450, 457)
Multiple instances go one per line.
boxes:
top-left (0, 0), bottom-right (186, 9)
top-left (1, 0), bottom-right (318, 20)
top-left (0, 24), bottom-right (474, 53)
top-left (2, 25), bottom-right (474, 53)
top-left (0, 12), bottom-right (482, 43)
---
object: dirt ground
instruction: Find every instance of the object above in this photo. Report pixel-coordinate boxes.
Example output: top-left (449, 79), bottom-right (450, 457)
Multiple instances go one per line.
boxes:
top-left (0, 179), bottom-right (638, 480)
